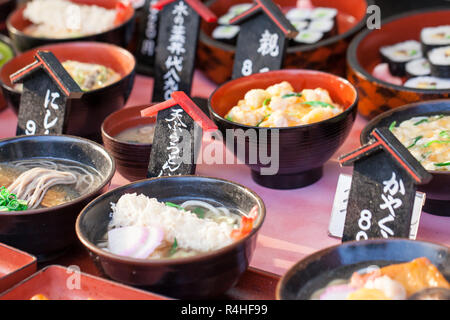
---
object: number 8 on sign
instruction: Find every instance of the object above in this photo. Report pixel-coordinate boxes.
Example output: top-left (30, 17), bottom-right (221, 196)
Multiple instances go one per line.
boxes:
top-left (241, 59), bottom-right (253, 76)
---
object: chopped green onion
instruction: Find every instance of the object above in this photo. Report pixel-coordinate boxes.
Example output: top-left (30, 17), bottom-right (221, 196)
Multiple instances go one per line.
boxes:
top-left (413, 118), bottom-right (428, 126)
top-left (256, 114), bottom-right (271, 127)
top-left (0, 186), bottom-right (28, 212)
top-left (439, 130), bottom-right (449, 139)
top-left (225, 115), bottom-right (233, 122)
top-left (169, 238), bottom-right (178, 256)
top-left (193, 207), bottom-right (205, 219)
top-left (421, 151), bottom-right (432, 160)
top-left (407, 136), bottom-right (423, 149)
top-left (301, 101), bottom-right (335, 109)
top-left (389, 121), bottom-right (397, 131)
top-left (282, 93), bottom-right (302, 99)
top-left (434, 162), bottom-right (450, 167)
top-left (263, 98), bottom-right (271, 106)
top-left (165, 202), bottom-right (184, 210)
top-left (423, 140), bottom-right (450, 148)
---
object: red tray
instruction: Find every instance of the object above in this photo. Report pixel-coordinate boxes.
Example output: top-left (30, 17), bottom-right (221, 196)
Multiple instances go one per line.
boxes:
top-left (0, 242), bottom-right (37, 293)
top-left (0, 265), bottom-right (170, 300)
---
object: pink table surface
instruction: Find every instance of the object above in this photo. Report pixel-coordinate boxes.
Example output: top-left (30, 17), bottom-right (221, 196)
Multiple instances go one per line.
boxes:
top-left (0, 72), bottom-right (449, 276)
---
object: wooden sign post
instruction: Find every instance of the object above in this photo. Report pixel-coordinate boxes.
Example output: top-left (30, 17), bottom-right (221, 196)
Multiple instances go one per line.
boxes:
top-left (151, 0), bottom-right (216, 102)
top-left (338, 128), bottom-right (432, 243)
top-left (10, 51), bottom-right (83, 136)
top-left (141, 91), bottom-right (217, 178)
top-left (230, 0), bottom-right (298, 79)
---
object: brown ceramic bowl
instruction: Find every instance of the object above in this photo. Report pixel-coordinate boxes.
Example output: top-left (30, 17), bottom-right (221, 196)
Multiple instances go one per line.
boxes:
top-left (347, 8), bottom-right (450, 120)
top-left (208, 69), bottom-right (358, 189)
top-left (276, 238), bottom-right (450, 300)
top-left (101, 105), bottom-right (156, 182)
top-left (197, 0), bottom-right (370, 84)
top-left (76, 175), bottom-right (266, 299)
top-left (0, 41), bottom-right (136, 143)
top-left (360, 99), bottom-right (450, 217)
top-left (0, 134), bottom-right (115, 261)
top-left (6, 0), bottom-right (135, 52)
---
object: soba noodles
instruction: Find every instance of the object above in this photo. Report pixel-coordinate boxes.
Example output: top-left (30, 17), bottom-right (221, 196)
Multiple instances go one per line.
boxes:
top-left (0, 159), bottom-right (102, 211)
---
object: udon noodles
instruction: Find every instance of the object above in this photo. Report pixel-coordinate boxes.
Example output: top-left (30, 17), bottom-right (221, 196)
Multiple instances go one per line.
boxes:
top-left (97, 193), bottom-right (258, 259)
top-left (0, 159), bottom-right (102, 211)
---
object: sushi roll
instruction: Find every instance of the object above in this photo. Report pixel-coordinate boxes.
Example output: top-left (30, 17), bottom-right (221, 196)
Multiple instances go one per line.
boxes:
top-left (380, 40), bottom-right (422, 77)
top-left (308, 19), bottom-right (337, 38)
top-left (217, 12), bottom-right (236, 25)
top-left (420, 25), bottom-right (450, 54)
top-left (428, 46), bottom-right (450, 78)
top-left (404, 76), bottom-right (450, 90)
top-left (405, 58), bottom-right (431, 78)
top-left (311, 7), bottom-right (338, 20)
top-left (290, 20), bottom-right (309, 32)
top-left (292, 29), bottom-right (323, 45)
top-left (285, 8), bottom-right (312, 22)
top-left (212, 25), bottom-right (240, 45)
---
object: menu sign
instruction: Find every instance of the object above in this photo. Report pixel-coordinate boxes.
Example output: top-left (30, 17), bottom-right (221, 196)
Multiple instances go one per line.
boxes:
top-left (230, 0), bottom-right (297, 79)
top-left (141, 91), bottom-right (217, 178)
top-left (10, 51), bottom-right (83, 136)
top-left (151, 0), bottom-right (216, 102)
top-left (338, 128), bottom-right (432, 243)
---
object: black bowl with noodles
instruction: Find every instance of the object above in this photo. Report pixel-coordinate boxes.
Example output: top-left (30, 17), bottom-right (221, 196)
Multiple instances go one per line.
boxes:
top-left (276, 238), bottom-right (450, 300)
top-left (76, 175), bottom-right (265, 299)
top-left (361, 99), bottom-right (450, 217)
top-left (0, 134), bottom-right (115, 261)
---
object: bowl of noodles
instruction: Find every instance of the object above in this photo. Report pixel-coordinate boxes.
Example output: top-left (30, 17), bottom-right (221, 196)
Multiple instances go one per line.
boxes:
top-left (6, 0), bottom-right (135, 52)
top-left (0, 41), bottom-right (136, 143)
top-left (76, 175), bottom-right (266, 299)
top-left (0, 134), bottom-right (115, 261)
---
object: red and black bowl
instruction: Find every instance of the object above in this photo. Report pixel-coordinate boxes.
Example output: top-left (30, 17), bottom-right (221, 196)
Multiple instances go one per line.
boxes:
top-left (347, 8), bottom-right (450, 120)
top-left (0, 34), bottom-right (16, 112)
top-left (360, 99), bottom-right (450, 217)
top-left (76, 175), bottom-right (265, 299)
top-left (208, 69), bottom-right (358, 189)
top-left (0, 41), bottom-right (136, 143)
top-left (0, 0), bottom-right (16, 35)
top-left (276, 238), bottom-right (450, 300)
top-left (0, 134), bottom-right (115, 262)
top-left (197, 0), bottom-right (371, 84)
top-left (6, 0), bottom-right (135, 52)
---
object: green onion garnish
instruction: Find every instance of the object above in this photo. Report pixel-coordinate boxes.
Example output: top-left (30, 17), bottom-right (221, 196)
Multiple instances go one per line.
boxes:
top-left (282, 93), bottom-right (302, 99)
top-left (407, 136), bottom-right (423, 149)
top-left (301, 101), bottom-right (335, 109)
top-left (439, 130), bottom-right (449, 139)
top-left (413, 118), bottom-right (428, 126)
top-left (423, 140), bottom-right (450, 148)
top-left (170, 238), bottom-right (178, 256)
top-left (256, 114), bottom-right (271, 127)
top-left (421, 151), bottom-right (432, 160)
top-left (165, 202), bottom-right (184, 210)
top-left (193, 207), bottom-right (205, 219)
top-left (262, 98), bottom-right (271, 106)
top-left (0, 186), bottom-right (28, 212)
top-left (434, 162), bottom-right (450, 167)
top-left (225, 115), bottom-right (233, 122)
top-left (389, 121), bottom-right (397, 131)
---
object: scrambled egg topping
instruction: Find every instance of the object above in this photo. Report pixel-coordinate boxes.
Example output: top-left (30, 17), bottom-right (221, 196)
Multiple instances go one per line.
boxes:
top-left (224, 81), bottom-right (344, 127)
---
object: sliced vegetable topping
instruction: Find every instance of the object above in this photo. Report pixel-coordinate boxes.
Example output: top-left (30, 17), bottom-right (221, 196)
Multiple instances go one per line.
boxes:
top-left (0, 186), bottom-right (28, 212)
top-left (413, 118), bottom-right (428, 126)
top-left (434, 162), bottom-right (450, 167)
top-left (225, 115), bottom-right (233, 121)
top-left (165, 202), bottom-right (184, 210)
top-left (263, 98), bottom-right (271, 106)
top-left (439, 130), bottom-right (449, 139)
top-left (407, 136), bottom-right (423, 149)
top-left (423, 140), bottom-right (450, 148)
top-left (256, 114), bottom-right (271, 127)
top-left (282, 93), bottom-right (302, 99)
top-left (193, 207), bottom-right (205, 219)
top-left (301, 101), bottom-right (335, 109)
top-left (170, 238), bottom-right (178, 256)
top-left (389, 121), bottom-right (397, 131)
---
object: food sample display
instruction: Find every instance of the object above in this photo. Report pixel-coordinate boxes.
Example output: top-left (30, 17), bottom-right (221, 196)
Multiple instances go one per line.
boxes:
top-left (22, 0), bottom-right (125, 39)
top-left (114, 124), bottom-right (156, 144)
top-left (97, 194), bottom-right (258, 259)
top-left (311, 257), bottom-right (450, 300)
top-left (373, 25), bottom-right (450, 89)
top-left (389, 115), bottom-right (450, 171)
top-left (0, 159), bottom-right (103, 211)
top-left (224, 81), bottom-right (344, 127)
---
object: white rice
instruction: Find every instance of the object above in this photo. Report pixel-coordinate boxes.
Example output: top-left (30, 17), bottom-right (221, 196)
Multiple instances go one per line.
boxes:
top-left (108, 193), bottom-right (235, 253)
top-left (405, 58), bottom-right (431, 76)
top-left (23, 0), bottom-right (117, 38)
top-left (428, 46), bottom-right (450, 66)
top-left (421, 25), bottom-right (450, 46)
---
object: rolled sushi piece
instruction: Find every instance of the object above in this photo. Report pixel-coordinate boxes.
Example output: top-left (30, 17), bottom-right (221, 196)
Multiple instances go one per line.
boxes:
top-left (311, 7), bottom-right (338, 21)
top-left (218, 12), bottom-right (236, 25)
top-left (212, 25), bottom-right (240, 45)
top-left (380, 40), bottom-right (422, 77)
top-left (228, 3), bottom-right (254, 15)
top-left (420, 25), bottom-right (450, 54)
top-left (308, 19), bottom-right (337, 38)
top-left (405, 58), bottom-right (431, 78)
top-left (404, 76), bottom-right (450, 90)
top-left (292, 29), bottom-right (323, 45)
top-left (290, 20), bottom-right (309, 31)
top-left (285, 8), bottom-right (312, 21)
top-left (428, 46), bottom-right (450, 78)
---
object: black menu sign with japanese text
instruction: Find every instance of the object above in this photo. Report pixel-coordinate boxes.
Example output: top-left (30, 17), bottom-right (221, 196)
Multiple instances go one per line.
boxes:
top-left (230, 0), bottom-right (297, 79)
top-left (339, 128), bottom-right (432, 243)
top-left (141, 91), bottom-right (217, 178)
top-left (10, 51), bottom-right (83, 136)
top-left (152, 0), bottom-right (216, 102)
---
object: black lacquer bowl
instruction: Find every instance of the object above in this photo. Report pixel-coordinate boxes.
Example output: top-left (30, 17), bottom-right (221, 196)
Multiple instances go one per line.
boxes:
top-left (208, 69), bottom-right (358, 189)
top-left (0, 135), bottom-right (115, 261)
top-left (276, 238), bottom-right (450, 300)
top-left (361, 100), bottom-right (450, 217)
top-left (76, 175), bottom-right (265, 299)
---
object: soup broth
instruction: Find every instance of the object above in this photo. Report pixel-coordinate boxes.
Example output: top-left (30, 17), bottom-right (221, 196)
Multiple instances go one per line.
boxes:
top-left (114, 124), bottom-right (156, 144)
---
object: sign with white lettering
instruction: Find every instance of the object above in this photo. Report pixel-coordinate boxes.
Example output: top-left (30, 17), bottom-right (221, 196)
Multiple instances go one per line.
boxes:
top-left (11, 51), bottom-right (83, 136)
top-left (152, 0), bottom-right (216, 102)
top-left (230, 0), bottom-right (297, 79)
top-left (141, 91), bottom-right (217, 178)
top-left (338, 128), bottom-right (432, 242)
